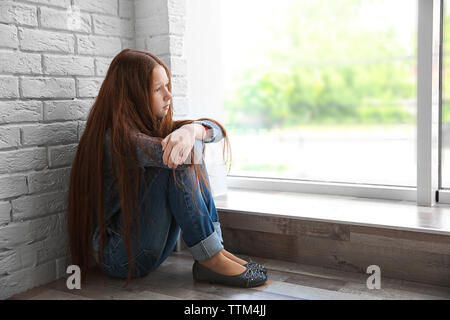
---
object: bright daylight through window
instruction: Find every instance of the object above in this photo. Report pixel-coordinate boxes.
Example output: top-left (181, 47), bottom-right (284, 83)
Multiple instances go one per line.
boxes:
top-left (221, 0), bottom-right (419, 187)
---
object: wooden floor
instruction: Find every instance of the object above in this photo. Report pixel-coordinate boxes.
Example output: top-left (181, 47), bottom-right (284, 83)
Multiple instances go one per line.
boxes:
top-left (9, 249), bottom-right (450, 300)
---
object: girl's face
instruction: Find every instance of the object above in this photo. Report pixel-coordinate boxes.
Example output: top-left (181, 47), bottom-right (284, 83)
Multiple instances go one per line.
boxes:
top-left (151, 65), bottom-right (172, 119)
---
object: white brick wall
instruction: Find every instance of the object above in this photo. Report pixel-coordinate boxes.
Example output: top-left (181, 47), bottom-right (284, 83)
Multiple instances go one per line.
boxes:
top-left (0, 0), bottom-right (137, 300)
top-left (135, 0), bottom-right (188, 119)
top-left (0, 0), bottom-right (193, 299)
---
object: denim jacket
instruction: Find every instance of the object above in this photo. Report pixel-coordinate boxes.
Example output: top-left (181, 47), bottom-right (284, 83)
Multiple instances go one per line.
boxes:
top-left (92, 120), bottom-right (224, 252)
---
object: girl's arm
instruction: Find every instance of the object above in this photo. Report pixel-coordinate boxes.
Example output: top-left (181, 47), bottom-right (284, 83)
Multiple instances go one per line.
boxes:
top-left (112, 119), bottom-right (223, 170)
top-left (194, 120), bottom-right (224, 143)
top-left (134, 131), bottom-right (204, 169)
top-left (105, 130), bottom-right (200, 170)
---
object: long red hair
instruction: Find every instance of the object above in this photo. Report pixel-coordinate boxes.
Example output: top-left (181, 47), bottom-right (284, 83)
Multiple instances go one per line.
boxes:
top-left (67, 49), bottom-right (231, 287)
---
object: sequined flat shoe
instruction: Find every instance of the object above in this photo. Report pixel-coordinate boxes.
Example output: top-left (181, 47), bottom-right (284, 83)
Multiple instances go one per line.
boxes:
top-left (245, 260), bottom-right (267, 274)
top-left (192, 261), bottom-right (267, 288)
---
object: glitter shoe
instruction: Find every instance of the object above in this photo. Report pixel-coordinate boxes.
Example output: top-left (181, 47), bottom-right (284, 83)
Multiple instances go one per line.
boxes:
top-left (192, 260), bottom-right (267, 288)
top-left (245, 260), bottom-right (268, 274)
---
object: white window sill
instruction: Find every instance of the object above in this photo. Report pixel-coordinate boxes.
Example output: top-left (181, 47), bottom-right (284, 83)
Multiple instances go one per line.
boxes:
top-left (213, 187), bottom-right (450, 236)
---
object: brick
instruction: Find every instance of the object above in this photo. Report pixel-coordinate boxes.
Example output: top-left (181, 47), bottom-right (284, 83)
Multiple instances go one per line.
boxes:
top-left (0, 260), bottom-right (57, 300)
top-left (0, 201), bottom-right (11, 225)
top-left (146, 35), bottom-right (183, 56)
top-left (39, 6), bottom-right (91, 33)
top-left (76, 78), bottom-right (103, 98)
top-left (44, 99), bottom-right (93, 121)
top-left (159, 55), bottom-right (171, 71)
top-left (0, 24), bottom-right (18, 49)
top-left (16, 240), bottom-right (41, 269)
top-left (135, 0), bottom-right (168, 19)
top-left (0, 213), bottom-right (59, 250)
top-left (0, 50), bottom-right (42, 74)
top-left (121, 38), bottom-right (135, 50)
top-left (22, 77), bottom-right (75, 98)
top-left (55, 256), bottom-right (69, 279)
top-left (0, 100), bottom-right (43, 123)
top-left (0, 76), bottom-right (19, 98)
top-left (37, 233), bottom-right (68, 265)
top-left (0, 126), bottom-right (21, 149)
top-left (0, 221), bottom-right (29, 249)
top-left (95, 57), bottom-right (112, 76)
top-left (0, 249), bottom-right (20, 275)
top-left (168, 14), bottom-right (185, 36)
top-left (22, 122), bottom-right (78, 146)
top-left (57, 211), bottom-right (67, 234)
top-left (77, 35), bottom-right (122, 56)
top-left (119, 0), bottom-right (134, 19)
top-left (48, 143), bottom-right (77, 167)
top-left (159, 55), bottom-right (187, 76)
top-left (171, 76), bottom-right (187, 96)
top-left (0, 148), bottom-right (47, 174)
top-left (19, 27), bottom-right (75, 54)
top-left (27, 167), bottom-right (71, 194)
top-left (145, 35), bottom-right (169, 55)
top-left (168, 36), bottom-right (184, 56)
top-left (172, 96), bottom-right (189, 114)
top-left (74, 0), bottom-right (118, 16)
top-left (30, 260), bottom-right (58, 293)
top-left (78, 120), bottom-right (86, 139)
top-left (23, 0), bottom-right (71, 9)
top-left (136, 15), bottom-right (168, 37)
top-left (0, 175), bottom-right (28, 198)
top-left (30, 213), bottom-right (60, 241)
top-left (43, 55), bottom-right (94, 76)
top-left (170, 36), bottom-right (184, 56)
top-left (168, 0), bottom-right (186, 16)
top-left (0, 2), bottom-right (38, 27)
top-left (0, 268), bottom-right (28, 299)
top-left (12, 190), bottom-right (68, 221)
top-left (135, 37), bottom-right (145, 50)
top-left (93, 15), bottom-right (134, 38)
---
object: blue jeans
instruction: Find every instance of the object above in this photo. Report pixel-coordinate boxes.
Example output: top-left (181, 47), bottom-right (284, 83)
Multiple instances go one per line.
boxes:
top-left (100, 164), bottom-right (224, 279)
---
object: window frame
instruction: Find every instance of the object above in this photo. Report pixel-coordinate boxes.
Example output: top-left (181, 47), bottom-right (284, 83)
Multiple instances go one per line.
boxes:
top-left (224, 0), bottom-right (448, 207)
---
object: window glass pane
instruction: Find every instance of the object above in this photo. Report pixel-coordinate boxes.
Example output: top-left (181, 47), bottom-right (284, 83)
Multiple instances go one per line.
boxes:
top-left (221, 0), bottom-right (417, 186)
top-left (442, 1), bottom-right (450, 189)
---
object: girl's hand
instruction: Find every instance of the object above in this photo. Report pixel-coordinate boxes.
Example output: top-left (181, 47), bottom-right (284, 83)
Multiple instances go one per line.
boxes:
top-left (161, 124), bottom-right (196, 169)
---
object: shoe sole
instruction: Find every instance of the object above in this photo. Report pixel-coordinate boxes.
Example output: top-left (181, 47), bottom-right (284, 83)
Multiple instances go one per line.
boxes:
top-left (193, 274), bottom-right (267, 288)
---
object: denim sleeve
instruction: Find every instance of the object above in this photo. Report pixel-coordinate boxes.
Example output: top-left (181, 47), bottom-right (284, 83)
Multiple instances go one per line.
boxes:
top-left (133, 131), bottom-right (204, 169)
top-left (196, 120), bottom-right (224, 143)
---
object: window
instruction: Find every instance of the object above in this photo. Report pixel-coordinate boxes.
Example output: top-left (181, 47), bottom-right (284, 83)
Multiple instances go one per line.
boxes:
top-left (221, 0), bottom-right (418, 186)
top-left (442, 0), bottom-right (450, 189)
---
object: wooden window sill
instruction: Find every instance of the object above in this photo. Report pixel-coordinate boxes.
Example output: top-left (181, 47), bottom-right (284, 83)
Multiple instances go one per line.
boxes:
top-left (214, 188), bottom-right (450, 236)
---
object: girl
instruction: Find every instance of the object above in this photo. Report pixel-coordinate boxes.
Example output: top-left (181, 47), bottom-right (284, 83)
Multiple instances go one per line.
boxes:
top-left (67, 49), bottom-right (267, 289)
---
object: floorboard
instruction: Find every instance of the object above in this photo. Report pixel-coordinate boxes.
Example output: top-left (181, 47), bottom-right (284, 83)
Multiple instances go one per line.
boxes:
top-left (8, 249), bottom-right (450, 300)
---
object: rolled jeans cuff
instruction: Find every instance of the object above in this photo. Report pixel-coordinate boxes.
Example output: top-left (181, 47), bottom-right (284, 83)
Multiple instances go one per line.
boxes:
top-left (187, 229), bottom-right (224, 261)
top-left (213, 221), bottom-right (223, 244)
